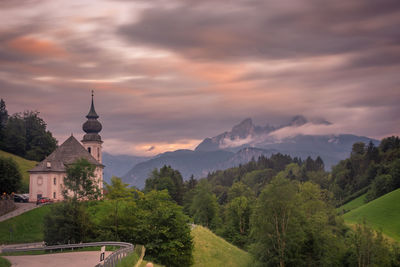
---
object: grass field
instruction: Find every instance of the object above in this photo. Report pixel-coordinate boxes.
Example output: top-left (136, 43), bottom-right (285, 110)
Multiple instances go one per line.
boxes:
top-left (0, 256), bottom-right (11, 267)
top-left (191, 225), bottom-right (254, 267)
top-left (337, 193), bottom-right (367, 214)
top-left (0, 205), bottom-right (51, 244)
top-left (343, 188), bottom-right (400, 242)
top-left (0, 150), bottom-right (37, 193)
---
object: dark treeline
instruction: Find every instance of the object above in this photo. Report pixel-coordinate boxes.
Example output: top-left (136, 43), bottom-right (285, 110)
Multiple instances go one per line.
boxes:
top-left (0, 99), bottom-right (57, 161)
top-left (332, 137), bottom-right (400, 204)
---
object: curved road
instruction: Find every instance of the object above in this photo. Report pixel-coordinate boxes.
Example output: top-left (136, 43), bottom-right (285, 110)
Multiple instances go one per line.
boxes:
top-left (4, 251), bottom-right (111, 267)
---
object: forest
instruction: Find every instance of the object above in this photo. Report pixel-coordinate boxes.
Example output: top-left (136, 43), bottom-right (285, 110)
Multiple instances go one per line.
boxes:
top-left (143, 136), bottom-right (400, 266)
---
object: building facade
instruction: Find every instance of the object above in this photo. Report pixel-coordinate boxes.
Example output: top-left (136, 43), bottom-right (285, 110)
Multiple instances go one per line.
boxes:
top-left (29, 93), bottom-right (104, 202)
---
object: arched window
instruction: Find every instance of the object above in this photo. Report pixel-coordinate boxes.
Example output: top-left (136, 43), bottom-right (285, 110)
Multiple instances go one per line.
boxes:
top-left (54, 177), bottom-right (56, 185)
top-left (88, 147), bottom-right (91, 153)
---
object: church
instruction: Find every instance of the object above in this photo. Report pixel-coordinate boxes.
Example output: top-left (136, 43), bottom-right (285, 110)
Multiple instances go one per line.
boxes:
top-left (28, 93), bottom-right (104, 202)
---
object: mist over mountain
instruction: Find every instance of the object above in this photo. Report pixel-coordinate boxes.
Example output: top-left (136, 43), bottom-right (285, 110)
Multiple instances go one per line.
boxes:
top-left (121, 116), bottom-right (379, 189)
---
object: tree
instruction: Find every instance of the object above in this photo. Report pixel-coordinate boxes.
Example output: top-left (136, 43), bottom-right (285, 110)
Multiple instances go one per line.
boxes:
top-left (0, 110), bottom-right (57, 161)
top-left (0, 99), bottom-right (8, 148)
top-left (251, 177), bottom-right (345, 267)
top-left (103, 176), bottom-right (142, 240)
top-left (44, 158), bottom-right (101, 245)
top-left (0, 156), bottom-right (22, 194)
top-left (23, 111), bottom-right (57, 161)
top-left (190, 180), bottom-right (220, 230)
top-left (346, 222), bottom-right (392, 267)
top-left (93, 190), bottom-right (193, 267)
top-left (1, 114), bottom-right (26, 156)
top-left (62, 158), bottom-right (101, 201)
top-left (250, 176), bottom-right (303, 267)
top-left (145, 165), bottom-right (184, 205)
top-left (366, 174), bottom-right (393, 202)
top-left (44, 200), bottom-right (93, 245)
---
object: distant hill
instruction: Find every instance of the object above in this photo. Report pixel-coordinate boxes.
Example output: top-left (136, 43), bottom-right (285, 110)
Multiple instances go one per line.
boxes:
top-left (191, 225), bottom-right (254, 267)
top-left (123, 149), bottom-right (235, 189)
top-left (102, 152), bottom-right (149, 184)
top-left (122, 116), bottom-right (378, 188)
top-left (343, 188), bottom-right (400, 242)
top-left (0, 150), bottom-right (37, 193)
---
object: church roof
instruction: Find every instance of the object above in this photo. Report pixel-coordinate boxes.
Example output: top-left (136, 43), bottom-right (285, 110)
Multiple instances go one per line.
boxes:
top-left (29, 135), bottom-right (103, 173)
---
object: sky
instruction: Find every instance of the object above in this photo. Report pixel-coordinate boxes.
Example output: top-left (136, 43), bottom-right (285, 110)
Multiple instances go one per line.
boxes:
top-left (0, 0), bottom-right (399, 156)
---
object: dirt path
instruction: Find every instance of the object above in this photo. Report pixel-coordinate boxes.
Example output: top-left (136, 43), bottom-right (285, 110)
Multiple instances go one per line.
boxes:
top-left (4, 251), bottom-right (112, 267)
top-left (0, 203), bottom-right (37, 222)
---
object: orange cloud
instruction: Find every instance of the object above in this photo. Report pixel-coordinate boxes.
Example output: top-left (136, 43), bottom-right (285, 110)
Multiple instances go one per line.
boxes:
top-left (7, 36), bottom-right (67, 58)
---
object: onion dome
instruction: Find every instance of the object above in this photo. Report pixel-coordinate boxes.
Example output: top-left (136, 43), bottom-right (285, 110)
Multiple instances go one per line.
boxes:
top-left (82, 91), bottom-right (102, 142)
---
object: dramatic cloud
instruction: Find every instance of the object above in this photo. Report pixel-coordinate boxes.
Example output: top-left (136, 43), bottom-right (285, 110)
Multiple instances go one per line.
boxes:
top-left (0, 0), bottom-right (399, 156)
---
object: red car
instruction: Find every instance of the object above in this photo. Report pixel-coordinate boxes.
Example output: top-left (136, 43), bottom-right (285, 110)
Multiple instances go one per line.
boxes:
top-left (36, 197), bottom-right (53, 205)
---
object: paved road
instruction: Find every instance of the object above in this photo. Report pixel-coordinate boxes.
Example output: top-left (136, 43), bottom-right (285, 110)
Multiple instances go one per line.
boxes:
top-left (0, 203), bottom-right (37, 222)
top-left (4, 251), bottom-right (112, 267)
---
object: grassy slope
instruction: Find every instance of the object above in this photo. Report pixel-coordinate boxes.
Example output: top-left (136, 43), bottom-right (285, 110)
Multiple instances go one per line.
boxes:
top-left (0, 257), bottom-right (11, 267)
top-left (0, 150), bottom-right (37, 193)
top-left (337, 193), bottom-right (367, 214)
top-left (191, 226), bottom-right (254, 267)
top-left (0, 205), bottom-right (51, 244)
top-left (343, 188), bottom-right (400, 242)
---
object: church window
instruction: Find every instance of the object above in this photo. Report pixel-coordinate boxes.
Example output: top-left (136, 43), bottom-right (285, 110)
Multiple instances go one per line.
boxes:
top-left (88, 147), bottom-right (91, 153)
top-left (97, 147), bottom-right (99, 159)
top-left (54, 177), bottom-right (56, 185)
top-left (53, 192), bottom-right (56, 199)
top-left (46, 162), bottom-right (51, 168)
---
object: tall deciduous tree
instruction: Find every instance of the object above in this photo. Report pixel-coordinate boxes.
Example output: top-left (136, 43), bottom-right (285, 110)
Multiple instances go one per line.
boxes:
top-left (251, 177), bottom-right (345, 267)
top-left (62, 158), bottom-right (101, 201)
top-left (190, 180), bottom-right (220, 230)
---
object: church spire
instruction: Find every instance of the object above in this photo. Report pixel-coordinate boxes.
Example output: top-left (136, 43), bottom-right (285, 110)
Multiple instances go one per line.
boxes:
top-left (86, 90), bottom-right (99, 119)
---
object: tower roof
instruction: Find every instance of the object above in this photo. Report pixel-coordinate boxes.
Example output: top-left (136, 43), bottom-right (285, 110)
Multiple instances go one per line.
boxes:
top-left (82, 90), bottom-right (102, 137)
top-left (29, 135), bottom-right (103, 173)
top-left (86, 90), bottom-right (99, 119)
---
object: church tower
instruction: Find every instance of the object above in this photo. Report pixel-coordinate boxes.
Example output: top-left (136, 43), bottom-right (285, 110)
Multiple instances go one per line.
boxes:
top-left (82, 91), bottom-right (103, 163)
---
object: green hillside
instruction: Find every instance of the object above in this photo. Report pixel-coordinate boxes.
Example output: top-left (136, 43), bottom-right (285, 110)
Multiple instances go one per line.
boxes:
top-left (337, 193), bottom-right (367, 214)
top-left (343, 188), bottom-right (400, 242)
top-left (0, 150), bottom-right (37, 193)
top-left (191, 225), bottom-right (254, 267)
top-left (0, 205), bottom-right (51, 244)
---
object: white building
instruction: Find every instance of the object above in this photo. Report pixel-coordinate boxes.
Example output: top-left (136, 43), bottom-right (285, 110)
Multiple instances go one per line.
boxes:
top-left (29, 93), bottom-right (104, 202)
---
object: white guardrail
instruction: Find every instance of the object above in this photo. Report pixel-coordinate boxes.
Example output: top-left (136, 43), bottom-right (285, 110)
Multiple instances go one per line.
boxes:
top-left (2, 241), bottom-right (134, 267)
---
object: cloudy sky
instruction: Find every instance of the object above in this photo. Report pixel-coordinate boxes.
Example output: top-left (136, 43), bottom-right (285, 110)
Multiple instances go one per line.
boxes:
top-left (1, 0), bottom-right (399, 156)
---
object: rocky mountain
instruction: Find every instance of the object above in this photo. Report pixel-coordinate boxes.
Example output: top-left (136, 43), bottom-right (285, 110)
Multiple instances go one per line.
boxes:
top-left (122, 116), bottom-right (379, 188)
top-left (102, 152), bottom-right (149, 184)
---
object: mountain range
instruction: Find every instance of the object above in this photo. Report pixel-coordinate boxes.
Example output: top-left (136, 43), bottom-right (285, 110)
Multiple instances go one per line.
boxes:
top-left (117, 116), bottom-right (378, 189)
